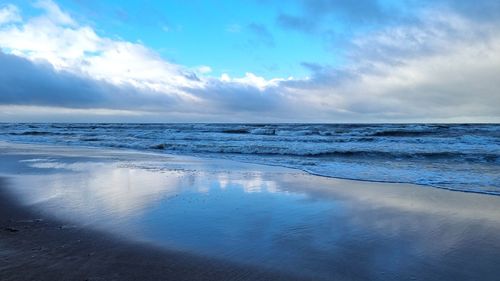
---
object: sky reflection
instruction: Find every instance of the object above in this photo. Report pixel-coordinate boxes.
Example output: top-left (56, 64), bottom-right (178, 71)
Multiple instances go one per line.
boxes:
top-left (3, 149), bottom-right (500, 280)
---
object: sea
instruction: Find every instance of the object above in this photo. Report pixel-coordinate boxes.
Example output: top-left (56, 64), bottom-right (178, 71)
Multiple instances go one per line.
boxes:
top-left (1, 123), bottom-right (499, 195)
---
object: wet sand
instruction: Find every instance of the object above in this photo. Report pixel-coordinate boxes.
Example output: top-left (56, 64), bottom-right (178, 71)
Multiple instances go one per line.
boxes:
top-left (0, 180), bottom-right (311, 281)
top-left (1, 142), bottom-right (500, 280)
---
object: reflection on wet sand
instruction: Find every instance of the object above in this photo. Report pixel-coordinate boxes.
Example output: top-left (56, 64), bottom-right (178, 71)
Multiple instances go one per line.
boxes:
top-left (2, 144), bottom-right (500, 281)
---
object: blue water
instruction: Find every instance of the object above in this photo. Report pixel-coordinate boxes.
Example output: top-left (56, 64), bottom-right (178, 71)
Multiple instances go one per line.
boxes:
top-left (0, 123), bottom-right (499, 194)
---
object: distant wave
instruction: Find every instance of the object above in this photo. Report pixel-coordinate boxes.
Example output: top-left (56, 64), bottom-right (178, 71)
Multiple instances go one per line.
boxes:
top-left (10, 131), bottom-right (75, 136)
top-left (369, 130), bottom-right (437, 137)
top-left (148, 143), bottom-right (498, 163)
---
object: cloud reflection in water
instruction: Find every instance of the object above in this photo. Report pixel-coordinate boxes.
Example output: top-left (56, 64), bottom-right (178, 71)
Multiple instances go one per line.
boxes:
top-left (5, 154), bottom-right (500, 281)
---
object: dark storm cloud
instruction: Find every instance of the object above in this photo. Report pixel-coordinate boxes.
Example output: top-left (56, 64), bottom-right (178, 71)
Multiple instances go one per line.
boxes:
top-left (183, 80), bottom-right (283, 114)
top-left (0, 51), bottom-right (178, 110)
top-left (0, 51), bottom-right (291, 118)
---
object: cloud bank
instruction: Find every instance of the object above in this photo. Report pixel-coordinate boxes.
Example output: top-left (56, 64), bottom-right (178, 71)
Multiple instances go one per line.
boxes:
top-left (0, 0), bottom-right (499, 122)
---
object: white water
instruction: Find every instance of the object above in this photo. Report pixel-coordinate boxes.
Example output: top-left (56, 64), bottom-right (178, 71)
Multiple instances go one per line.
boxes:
top-left (1, 123), bottom-right (499, 194)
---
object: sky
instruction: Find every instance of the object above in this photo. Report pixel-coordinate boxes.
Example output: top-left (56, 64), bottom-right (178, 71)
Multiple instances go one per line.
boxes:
top-left (0, 0), bottom-right (499, 122)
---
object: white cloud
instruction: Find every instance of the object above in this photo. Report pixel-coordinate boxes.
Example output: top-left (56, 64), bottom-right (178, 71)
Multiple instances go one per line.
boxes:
top-left (196, 65), bottom-right (212, 74)
top-left (220, 73), bottom-right (231, 82)
top-left (284, 9), bottom-right (500, 121)
top-left (227, 72), bottom-right (285, 90)
top-left (0, 1), bottom-right (205, 96)
top-left (0, 4), bottom-right (21, 25)
top-left (0, 1), bottom-right (499, 122)
top-left (0, 1), bottom-right (283, 107)
top-left (33, 0), bottom-right (75, 26)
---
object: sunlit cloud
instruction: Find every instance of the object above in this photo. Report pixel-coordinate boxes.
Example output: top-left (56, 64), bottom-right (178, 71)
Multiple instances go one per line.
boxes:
top-left (0, 4), bottom-right (21, 24)
top-left (0, 0), bottom-right (499, 122)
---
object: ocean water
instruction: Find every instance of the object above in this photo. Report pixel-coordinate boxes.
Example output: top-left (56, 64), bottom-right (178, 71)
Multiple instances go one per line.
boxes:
top-left (0, 123), bottom-right (499, 194)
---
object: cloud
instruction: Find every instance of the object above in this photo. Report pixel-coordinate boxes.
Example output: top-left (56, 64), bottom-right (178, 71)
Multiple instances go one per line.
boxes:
top-left (276, 0), bottom-right (392, 33)
top-left (34, 0), bottom-right (76, 26)
top-left (196, 65), bottom-right (212, 74)
top-left (437, 0), bottom-right (500, 22)
top-left (0, 1), bottom-right (289, 119)
top-left (298, 0), bottom-right (386, 22)
top-left (286, 9), bottom-right (500, 121)
top-left (0, 4), bottom-right (21, 24)
top-left (276, 0), bottom-right (500, 34)
top-left (247, 23), bottom-right (275, 47)
top-left (0, 0), bottom-right (499, 122)
top-left (0, 49), bottom-right (294, 118)
top-left (277, 14), bottom-right (316, 33)
top-left (0, 1), bottom-right (202, 97)
top-left (0, 51), bottom-right (179, 110)
top-left (183, 80), bottom-right (283, 114)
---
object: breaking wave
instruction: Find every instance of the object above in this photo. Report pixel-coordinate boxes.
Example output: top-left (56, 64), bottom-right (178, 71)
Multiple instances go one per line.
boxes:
top-left (1, 123), bottom-right (499, 194)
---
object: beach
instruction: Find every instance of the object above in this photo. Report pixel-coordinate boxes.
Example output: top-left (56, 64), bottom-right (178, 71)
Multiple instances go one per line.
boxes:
top-left (1, 0), bottom-right (499, 279)
top-left (1, 141), bottom-right (500, 280)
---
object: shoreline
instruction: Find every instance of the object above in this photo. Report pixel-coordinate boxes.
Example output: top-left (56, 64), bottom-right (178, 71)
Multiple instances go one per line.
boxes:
top-left (1, 140), bottom-right (498, 197)
top-left (1, 141), bottom-right (500, 280)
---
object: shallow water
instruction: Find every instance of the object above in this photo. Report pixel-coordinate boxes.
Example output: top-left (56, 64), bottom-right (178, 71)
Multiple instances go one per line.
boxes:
top-left (0, 123), bottom-right (499, 194)
top-left (2, 144), bottom-right (500, 280)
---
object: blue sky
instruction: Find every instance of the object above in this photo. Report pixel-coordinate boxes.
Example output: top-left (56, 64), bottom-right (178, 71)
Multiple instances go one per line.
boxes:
top-left (15, 0), bottom-right (340, 79)
top-left (0, 0), bottom-right (499, 122)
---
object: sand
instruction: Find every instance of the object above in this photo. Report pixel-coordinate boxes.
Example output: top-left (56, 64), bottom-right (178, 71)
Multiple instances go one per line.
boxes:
top-left (1, 142), bottom-right (500, 281)
top-left (0, 182), bottom-right (311, 281)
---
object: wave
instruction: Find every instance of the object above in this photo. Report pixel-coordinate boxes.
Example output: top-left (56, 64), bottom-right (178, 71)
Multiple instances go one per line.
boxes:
top-left (80, 137), bottom-right (102, 142)
top-left (221, 128), bottom-right (251, 134)
top-left (369, 130), bottom-right (437, 137)
top-left (9, 131), bottom-right (75, 136)
top-left (148, 142), bottom-right (498, 163)
top-left (1, 123), bottom-right (499, 193)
